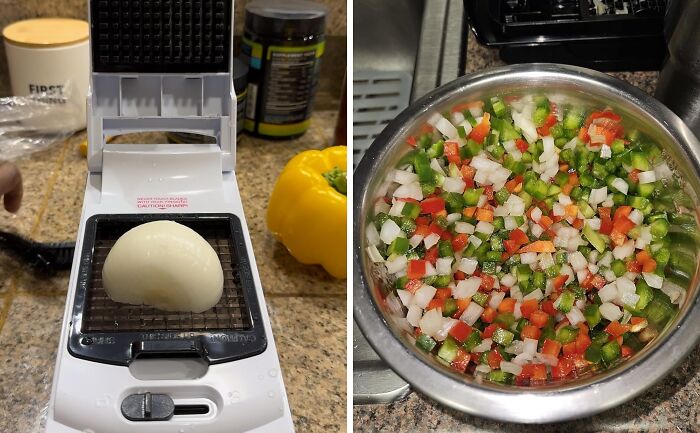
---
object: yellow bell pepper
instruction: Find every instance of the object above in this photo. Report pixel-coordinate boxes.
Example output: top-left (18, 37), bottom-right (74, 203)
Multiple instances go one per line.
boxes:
top-left (267, 146), bottom-right (347, 278)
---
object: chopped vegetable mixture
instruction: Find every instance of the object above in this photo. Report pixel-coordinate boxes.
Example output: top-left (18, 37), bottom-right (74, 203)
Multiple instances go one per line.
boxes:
top-left (366, 93), bottom-right (696, 386)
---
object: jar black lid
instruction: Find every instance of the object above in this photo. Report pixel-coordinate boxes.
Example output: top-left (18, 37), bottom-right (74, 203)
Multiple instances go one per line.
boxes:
top-left (245, 0), bottom-right (327, 40)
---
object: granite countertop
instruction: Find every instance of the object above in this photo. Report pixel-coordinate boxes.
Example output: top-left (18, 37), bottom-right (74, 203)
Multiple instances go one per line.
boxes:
top-left (352, 33), bottom-right (700, 432)
top-left (0, 111), bottom-right (346, 433)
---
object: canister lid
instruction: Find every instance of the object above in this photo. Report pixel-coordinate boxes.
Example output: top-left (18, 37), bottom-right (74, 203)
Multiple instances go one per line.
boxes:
top-left (245, 0), bottom-right (326, 40)
top-left (3, 18), bottom-right (89, 48)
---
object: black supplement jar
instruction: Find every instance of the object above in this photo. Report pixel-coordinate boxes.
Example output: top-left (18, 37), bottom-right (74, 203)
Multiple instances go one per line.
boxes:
top-left (242, 0), bottom-right (326, 139)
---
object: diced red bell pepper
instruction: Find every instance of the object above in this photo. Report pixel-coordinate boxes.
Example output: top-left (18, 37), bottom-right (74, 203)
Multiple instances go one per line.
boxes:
top-left (530, 310), bottom-right (550, 328)
top-left (515, 138), bottom-right (529, 153)
top-left (503, 239), bottom-right (519, 255)
top-left (454, 270), bottom-right (467, 280)
top-left (479, 274), bottom-right (496, 291)
top-left (451, 348), bottom-right (471, 372)
top-left (542, 339), bottom-right (562, 358)
top-left (562, 341), bottom-right (577, 356)
top-left (435, 288), bottom-right (452, 299)
top-left (520, 325), bottom-right (541, 340)
top-left (520, 363), bottom-right (547, 382)
top-left (589, 274), bottom-right (606, 290)
top-left (627, 260), bottom-right (642, 273)
top-left (480, 307), bottom-right (497, 324)
top-left (404, 279), bottom-right (424, 293)
top-left (536, 113), bottom-right (558, 136)
top-left (551, 356), bottom-right (575, 380)
top-left (629, 169), bottom-right (640, 183)
top-left (425, 247), bottom-right (439, 265)
top-left (614, 216), bottom-right (636, 234)
top-left (413, 224), bottom-right (431, 237)
top-left (610, 229), bottom-right (627, 247)
top-left (482, 323), bottom-right (502, 338)
top-left (541, 300), bottom-right (557, 316)
top-left (449, 321), bottom-right (472, 343)
top-left (497, 297), bottom-right (517, 313)
top-left (406, 135), bottom-right (417, 147)
top-left (613, 206), bottom-right (633, 223)
top-left (621, 345), bottom-right (635, 358)
top-left (605, 320), bottom-right (631, 338)
top-left (407, 260), bottom-right (427, 280)
top-left (461, 165), bottom-right (476, 186)
top-left (538, 215), bottom-right (554, 230)
top-left (415, 216), bottom-right (431, 226)
top-left (519, 299), bottom-right (539, 320)
top-left (452, 298), bottom-right (471, 319)
top-left (642, 259), bottom-right (657, 273)
top-left (505, 175), bottom-right (524, 193)
top-left (426, 299), bottom-right (444, 311)
top-left (575, 332), bottom-right (591, 354)
top-left (483, 185), bottom-right (494, 201)
top-left (452, 233), bottom-right (469, 252)
top-left (509, 228), bottom-right (529, 246)
top-left (486, 349), bottom-right (503, 369)
top-left (552, 274), bottom-right (569, 291)
top-left (600, 216), bottom-right (613, 235)
top-left (420, 197), bottom-right (446, 214)
top-left (444, 141), bottom-right (461, 165)
top-left (469, 112), bottom-right (491, 144)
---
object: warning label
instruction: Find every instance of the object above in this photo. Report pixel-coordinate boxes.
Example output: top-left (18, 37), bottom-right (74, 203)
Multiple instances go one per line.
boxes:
top-left (136, 197), bottom-right (189, 210)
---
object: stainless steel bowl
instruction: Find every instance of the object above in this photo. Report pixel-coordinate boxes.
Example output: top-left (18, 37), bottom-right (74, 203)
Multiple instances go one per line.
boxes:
top-left (353, 64), bottom-right (700, 423)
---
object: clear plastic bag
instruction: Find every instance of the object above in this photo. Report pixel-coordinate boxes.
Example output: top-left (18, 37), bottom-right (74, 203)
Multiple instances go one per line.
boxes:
top-left (0, 81), bottom-right (82, 161)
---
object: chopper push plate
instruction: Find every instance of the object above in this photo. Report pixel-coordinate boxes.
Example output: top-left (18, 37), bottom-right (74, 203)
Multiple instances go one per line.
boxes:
top-left (67, 213), bottom-right (268, 365)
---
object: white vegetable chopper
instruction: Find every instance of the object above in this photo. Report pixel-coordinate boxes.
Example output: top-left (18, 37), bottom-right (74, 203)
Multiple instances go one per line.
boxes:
top-left (45, 1), bottom-right (294, 432)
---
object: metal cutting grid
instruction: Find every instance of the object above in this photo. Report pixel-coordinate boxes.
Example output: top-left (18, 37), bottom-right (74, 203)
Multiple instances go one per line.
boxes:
top-left (353, 71), bottom-right (412, 168)
top-left (82, 220), bottom-right (251, 332)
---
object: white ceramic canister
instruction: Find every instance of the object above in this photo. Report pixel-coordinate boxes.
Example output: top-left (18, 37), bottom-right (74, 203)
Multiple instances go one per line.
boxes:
top-left (3, 18), bottom-right (89, 130)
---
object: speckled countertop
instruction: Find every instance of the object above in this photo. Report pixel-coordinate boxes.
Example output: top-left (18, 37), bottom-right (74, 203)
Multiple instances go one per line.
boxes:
top-left (352, 33), bottom-right (700, 433)
top-left (0, 111), bottom-right (346, 433)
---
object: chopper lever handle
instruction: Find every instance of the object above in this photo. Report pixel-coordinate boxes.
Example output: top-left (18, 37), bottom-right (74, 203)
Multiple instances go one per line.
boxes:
top-left (131, 339), bottom-right (206, 359)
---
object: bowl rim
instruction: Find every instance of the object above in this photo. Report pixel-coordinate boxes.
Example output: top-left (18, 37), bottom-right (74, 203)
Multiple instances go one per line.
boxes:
top-left (353, 63), bottom-right (700, 423)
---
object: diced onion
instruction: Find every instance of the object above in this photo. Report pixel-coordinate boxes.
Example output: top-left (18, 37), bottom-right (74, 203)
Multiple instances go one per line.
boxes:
top-left (436, 257), bottom-right (454, 275)
top-left (443, 177), bottom-right (466, 193)
top-left (409, 234), bottom-right (424, 248)
top-left (638, 170), bottom-right (657, 184)
top-left (599, 302), bottom-right (623, 321)
top-left (534, 353), bottom-right (559, 367)
top-left (392, 169), bottom-right (418, 185)
top-left (388, 200), bottom-right (406, 216)
top-left (611, 178), bottom-right (628, 195)
top-left (435, 117), bottom-right (459, 139)
top-left (654, 163), bottom-right (673, 180)
top-left (621, 292), bottom-right (640, 307)
top-left (455, 222), bottom-right (475, 234)
top-left (505, 340), bottom-right (524, 355)
top-left (569, 251), bottom-right (588, 271)
top-left (513, 352), bottom-right (533, 366)
top-left (628, 209), bottom-right (644, 225)
top-left (406, 305), bottom-right (422, 327)
top-left (413, 285), bottom-right (437, 309)
top-left (523, 338), bottom-right (538, 355)
top-left (520, 252), bottom-right (537, 265)
top-left (419, 308), bottom-right (443, 337)
top-left (458, 258), bottom-right (479, 275)
top-left (393, 182), bottom-right (423, 201)
top-left (460, 302), bottom-right (485, 326)
top-left (500, 273), bottom-right (517, 287)
top-left (475, 221), bottom-right (495, 235)
top-left (453, 277), bottom-right (481, 299)
top-left (446, 213), bottom-right (462, 223)
top-left (643, 272), bottom-right (664, 288)
top-left (489, 291), bottom-right (506, 309)
top-left (500, 361), bottom-right (523, 376)
top-left (613, 239), bottom-right (635, 260)
top-left (566, 307), bottom-right (585, 326)
top-left (424, 262), bottom-right (437, 277)
top-left (589, 186), bottom-right (608, 206)
top-left (366, 245), bottom-right (385, 263)
top-left (435, 318), bottom-right (458, 342)
top-left (385, 255), bottom-right (407, 274)
top-left (380, 219), bottom-right (403, 244)
top-left (600, 144), bottom-right (612, 159)
top-left (397, 289), bottom-right (413, 307)
top-left (424, 233), bottom-right (441, 250)
top-left (430, 158), bottom-right (445, 175)
top-left (598, 282), bottom-right (618, 303)
top-left (469, 235), bottom-right (483, 248)
top-left (366, 224), bottom-right (381, 246)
